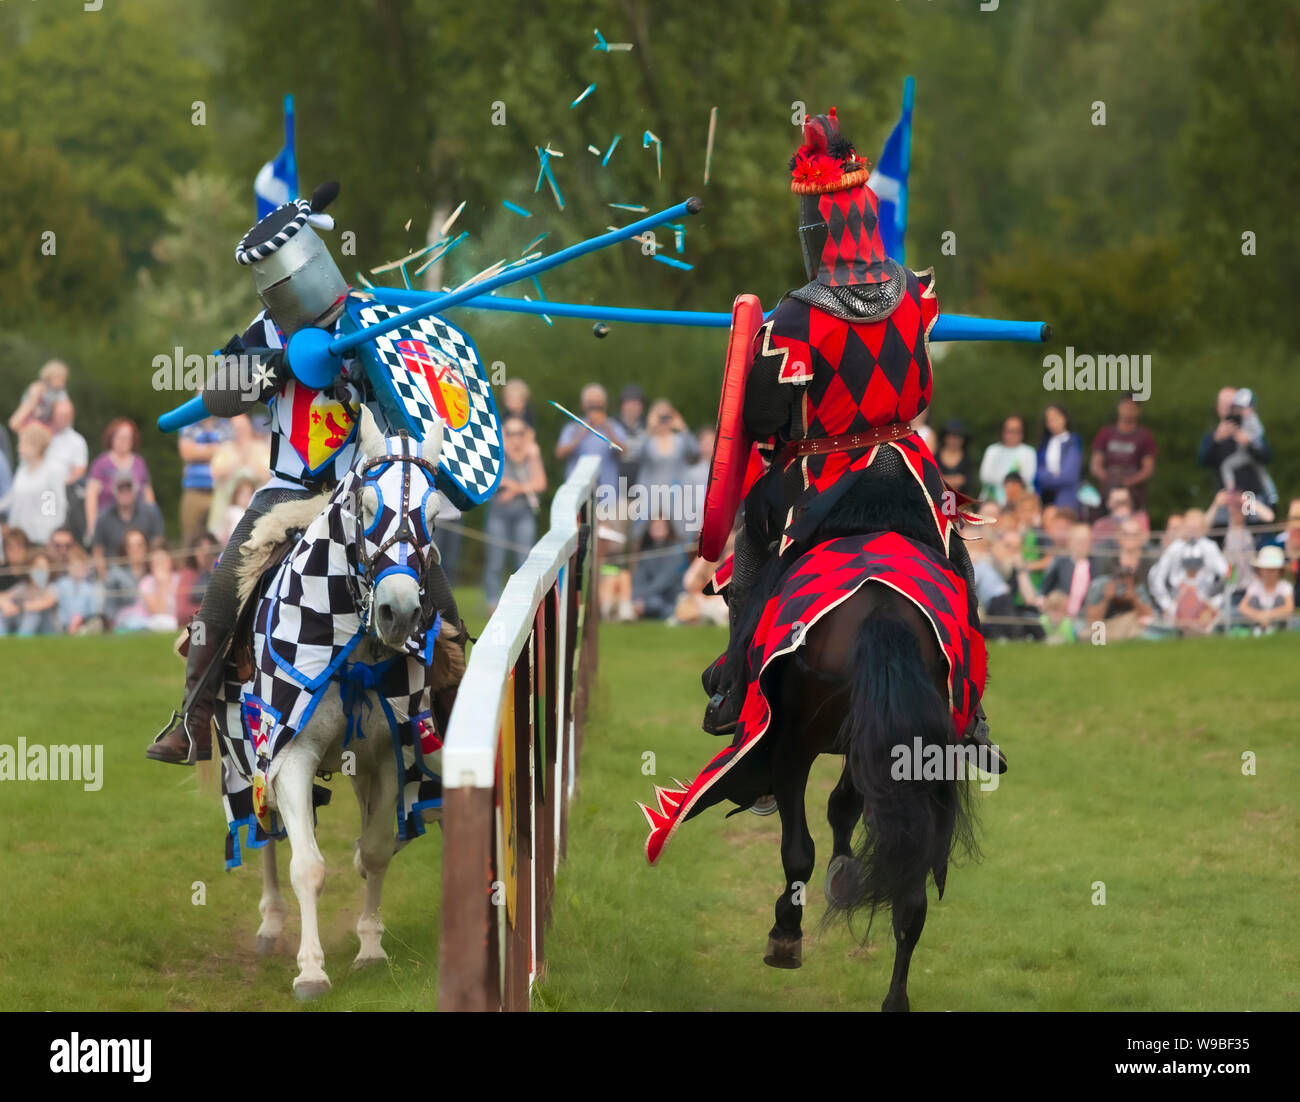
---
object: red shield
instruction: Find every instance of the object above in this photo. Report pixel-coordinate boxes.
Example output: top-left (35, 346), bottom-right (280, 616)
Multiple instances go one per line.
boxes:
top-left (698, 294), bottom-right (764, 562)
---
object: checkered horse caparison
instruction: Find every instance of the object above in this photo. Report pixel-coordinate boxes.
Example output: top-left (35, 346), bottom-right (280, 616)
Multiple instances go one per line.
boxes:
top-left (217, 429), bottom-right (446, 868)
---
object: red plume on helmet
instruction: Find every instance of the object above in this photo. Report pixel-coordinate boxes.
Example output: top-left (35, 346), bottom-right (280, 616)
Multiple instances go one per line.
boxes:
top-left (791, 107), bottom-right (893, 287)
top-left (791, 107), bottom-right (870, 194)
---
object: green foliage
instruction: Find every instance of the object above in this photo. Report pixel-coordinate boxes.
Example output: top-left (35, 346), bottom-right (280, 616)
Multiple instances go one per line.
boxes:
top-left (982, 234), bottom-right (1198, 352)
top-left (216, 0), bottom-right (905, 310)
top-left (2, 0), bottom-right (1295, 531)
top-left (0, 131), bottom-right (125, 330)
top-left (1180, 0), bottom-right (1300, 345)
top-left (132, 173), bottom-right (253, 348)
top-left (0, 1), bottom-right (219, 267)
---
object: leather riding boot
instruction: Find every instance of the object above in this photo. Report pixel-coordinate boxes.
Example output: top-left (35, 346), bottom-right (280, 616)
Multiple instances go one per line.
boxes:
top-left (960, 699), bottom-right (1006, 774)
top-left (701, 611), bottom-right (744, 737)
top-left (702, 568), bottom-right (759, 736)
top-left (702, 685), bottom-right (741, 736)
top-left (146, 630), bottom-right (220, 766)
top-left (431, 684), bottom-right (458, 744)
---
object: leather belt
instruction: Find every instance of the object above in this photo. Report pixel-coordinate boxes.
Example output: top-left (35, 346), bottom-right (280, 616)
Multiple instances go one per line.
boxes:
top-left (780, 423), bottom-right (916, 464)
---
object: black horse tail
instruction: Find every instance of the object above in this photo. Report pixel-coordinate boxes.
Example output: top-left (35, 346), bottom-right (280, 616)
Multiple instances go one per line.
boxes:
top-left (828, 610), bottom-right (977, 929)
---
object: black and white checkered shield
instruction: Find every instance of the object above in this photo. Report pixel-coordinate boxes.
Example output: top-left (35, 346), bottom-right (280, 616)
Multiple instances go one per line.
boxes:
top-left (343, 299), bottom-right (503, 510)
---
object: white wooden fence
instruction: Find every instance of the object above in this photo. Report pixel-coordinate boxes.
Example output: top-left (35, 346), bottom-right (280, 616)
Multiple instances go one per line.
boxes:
top-left (436, 455), bottom-right (600, 1011)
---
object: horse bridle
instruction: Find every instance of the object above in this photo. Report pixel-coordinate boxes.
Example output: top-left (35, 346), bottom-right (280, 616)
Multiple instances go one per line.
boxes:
top-left (347, 430), bottom-right (441, 630)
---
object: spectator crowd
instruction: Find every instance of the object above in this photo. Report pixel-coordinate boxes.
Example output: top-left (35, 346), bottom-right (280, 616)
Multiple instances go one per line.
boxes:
top-left (2, 359), bottom-right (1295, 646)
top-left (563, 384), bottom-right (1297, 643)
top-left (960, 391), bottom-right (1295, 642)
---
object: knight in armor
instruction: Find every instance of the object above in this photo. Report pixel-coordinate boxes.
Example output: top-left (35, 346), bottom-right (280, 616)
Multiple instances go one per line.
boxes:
top-left (701, 109), bottom-right (997, 764)
top-left (147, 182), bottom-right (466, 765)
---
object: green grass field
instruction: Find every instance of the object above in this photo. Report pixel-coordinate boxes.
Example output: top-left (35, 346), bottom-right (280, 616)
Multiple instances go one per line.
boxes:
top-left (1, 616), bottom-right (1296, 1011)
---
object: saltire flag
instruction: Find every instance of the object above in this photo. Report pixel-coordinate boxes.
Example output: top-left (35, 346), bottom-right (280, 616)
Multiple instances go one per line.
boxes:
top-left (869, 75), bottom-right (913, 265)
top-left (254, 94), bottom-right (298, 219)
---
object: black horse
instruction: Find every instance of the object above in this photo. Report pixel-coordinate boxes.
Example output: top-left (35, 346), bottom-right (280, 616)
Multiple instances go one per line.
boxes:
top-left (744, 470), bottom-right (982, 1012)
top-left (761, 579), bottom-right (978, 1011)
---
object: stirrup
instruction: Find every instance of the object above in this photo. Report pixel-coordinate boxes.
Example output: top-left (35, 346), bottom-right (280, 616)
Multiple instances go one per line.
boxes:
top-left (147, 710), bottom-right (211, 763)
top-left (960, 709), bottom-right (1006, 774)
top-left (702, 691), bottom-right (738, 736)
top-left (151, 710), bottom-right (183, 744)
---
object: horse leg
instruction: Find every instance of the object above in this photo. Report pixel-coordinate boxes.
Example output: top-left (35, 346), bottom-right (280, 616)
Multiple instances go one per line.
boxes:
top-left (824, 763), bottom-right (861, 907)
top-left (255, 839), bottom-right (286, 956)
top-left (881, 880), bottom-right (928, 1013)
top-left (274, 744), bottom-right (332, 999)
top-left (351, 747), bottom-right (399, 969)
top-left (764, 744), bottom-right (816, 969)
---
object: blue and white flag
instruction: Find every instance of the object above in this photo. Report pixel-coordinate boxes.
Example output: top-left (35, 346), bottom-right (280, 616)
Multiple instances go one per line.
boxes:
top-left (255, 95), bottom-right (298, 219)
top-left (869, 76), bottom-right (913, 265)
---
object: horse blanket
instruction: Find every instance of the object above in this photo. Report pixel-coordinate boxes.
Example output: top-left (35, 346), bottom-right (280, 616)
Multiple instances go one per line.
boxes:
top-left (642, 530), bottom-right (986, 864)
top-left (217, 468), bottom-right (443, 869)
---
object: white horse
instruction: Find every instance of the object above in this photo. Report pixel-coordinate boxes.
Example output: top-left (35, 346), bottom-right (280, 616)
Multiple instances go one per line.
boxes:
top-left (215, 405), bottom-right (461, 998)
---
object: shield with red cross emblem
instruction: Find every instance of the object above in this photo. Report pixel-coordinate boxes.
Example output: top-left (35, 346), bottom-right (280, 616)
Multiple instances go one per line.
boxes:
top-left (394, 339), bottom-right (471, 430)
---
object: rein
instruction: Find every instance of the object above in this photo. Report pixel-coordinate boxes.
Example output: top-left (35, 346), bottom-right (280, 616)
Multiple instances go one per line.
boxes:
top-left (345, 430), bottom-right (441, 630)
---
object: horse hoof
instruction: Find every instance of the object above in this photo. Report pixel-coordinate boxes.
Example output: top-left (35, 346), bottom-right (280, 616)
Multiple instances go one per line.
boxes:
top-left (881, 994), bottom-right (910, 1013)
top-left (763, 936), bottom-right (802, 969)
top-left (749, 795), bottom-right (778, 817)
top-left (824, 854), bottom-right (860, 907)
top-left (352, 951), bottom-right (388, 971)
top-left (293, 976), bottom-right (332, 1000)
top-left (255, 934), bottom-right (279, 957)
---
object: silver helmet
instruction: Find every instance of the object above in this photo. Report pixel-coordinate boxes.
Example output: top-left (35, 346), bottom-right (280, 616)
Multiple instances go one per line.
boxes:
top-left (235, 182), bottom-right (347, 336)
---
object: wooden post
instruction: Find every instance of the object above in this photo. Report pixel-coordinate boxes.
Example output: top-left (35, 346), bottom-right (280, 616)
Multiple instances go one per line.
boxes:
top-left (437, 784), bottom-right (496, 1012)
top-left (540, 587), bottom-right (559, 927)
top-left (504, 647), bottom-right (533, 1011)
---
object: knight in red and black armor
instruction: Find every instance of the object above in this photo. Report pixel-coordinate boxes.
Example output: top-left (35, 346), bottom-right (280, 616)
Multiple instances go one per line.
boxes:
top-left (701, 108), bottom-right (996, 763)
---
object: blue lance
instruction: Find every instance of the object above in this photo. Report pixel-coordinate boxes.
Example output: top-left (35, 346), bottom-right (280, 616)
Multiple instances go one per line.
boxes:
top-left (283, 197), bottom-right (704, 391)
top-left (158, 197), bottom-right (704, 432)
top-left (366, 287), bottom-right (1051, 343)
top-left (158, 194), bottom-right (1050, 432)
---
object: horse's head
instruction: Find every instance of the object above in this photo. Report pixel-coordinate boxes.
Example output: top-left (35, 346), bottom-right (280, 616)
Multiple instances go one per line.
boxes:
top-left (348, 405), bottom-right (444, 650)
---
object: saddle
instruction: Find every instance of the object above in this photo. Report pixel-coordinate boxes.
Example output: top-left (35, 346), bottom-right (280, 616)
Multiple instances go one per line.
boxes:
top-left (175, 493), bottom-right (330, 692)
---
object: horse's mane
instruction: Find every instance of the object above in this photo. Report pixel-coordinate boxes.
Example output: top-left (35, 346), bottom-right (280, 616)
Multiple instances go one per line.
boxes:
top-left (235, 490), bottom-right (333, 606)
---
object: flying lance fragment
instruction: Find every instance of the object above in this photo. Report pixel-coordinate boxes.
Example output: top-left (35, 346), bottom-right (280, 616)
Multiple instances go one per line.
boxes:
top-left (439, 201), bottom-right (466, 236)
top-left (652, 254), bottom-right (693, 271)
top-left (521, 233), bottom-right (549, 255)
top-left (592, 29), bottom-right (633, 52)
top-left (642, 130), bottom-right (662, 179)
top-left (412, 231), bottom-right (468, 277)
top-left (704, 106), bottom-right (718, 185)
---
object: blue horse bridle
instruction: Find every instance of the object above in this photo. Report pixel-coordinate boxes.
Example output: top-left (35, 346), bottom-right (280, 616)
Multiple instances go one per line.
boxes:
top-left (348, 431), bottom-right (441, 631)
